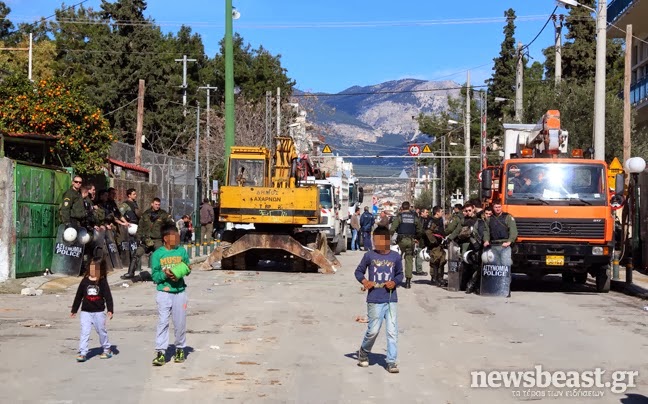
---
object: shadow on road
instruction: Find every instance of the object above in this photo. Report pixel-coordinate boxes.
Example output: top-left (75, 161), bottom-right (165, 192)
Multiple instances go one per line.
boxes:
top-left (86, 345), bottom-right (120, 360)
top-left (620, 393), bottom-right (648, 403)
top-left (510, 274), bottom-right (600, 294)
top-left (164, 345), bottom-right (195, 362)
top-left (344, 351), bottom-right (388, 370)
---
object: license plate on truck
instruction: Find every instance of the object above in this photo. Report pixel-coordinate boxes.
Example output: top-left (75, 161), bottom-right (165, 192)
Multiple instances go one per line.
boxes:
top-left (546, 255), bottom-right (564, 266)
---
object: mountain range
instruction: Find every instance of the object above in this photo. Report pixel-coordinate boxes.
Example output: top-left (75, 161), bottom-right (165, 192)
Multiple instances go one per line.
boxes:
top-left (297, 79), bottom-right (460, 179)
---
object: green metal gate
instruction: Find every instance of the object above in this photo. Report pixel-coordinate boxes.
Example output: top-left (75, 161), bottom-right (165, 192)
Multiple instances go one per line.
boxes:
top-left (14, 163), bottom-right (70, 277)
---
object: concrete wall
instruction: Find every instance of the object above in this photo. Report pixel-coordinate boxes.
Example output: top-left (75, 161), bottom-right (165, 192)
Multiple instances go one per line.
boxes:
top-left (0, 158), bottom-right (15, 281)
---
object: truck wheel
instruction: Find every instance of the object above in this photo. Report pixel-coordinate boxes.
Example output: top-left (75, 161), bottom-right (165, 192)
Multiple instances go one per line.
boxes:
top-left (596, 266), bottom-right (611, 293)
top-left (334, 238), bottom-right (344, 255)
top-left (561, 272), bottom-right (574, 284)
top-left (574, 273), bottom-right (587, 284)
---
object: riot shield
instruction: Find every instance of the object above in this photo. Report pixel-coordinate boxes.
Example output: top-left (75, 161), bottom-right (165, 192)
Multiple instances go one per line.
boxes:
top-left (51, 224), bottom-right (85, 276)
top-left (446, 241), bottom-right (463, 291)
top-left (480, 264), bottom-right (512, 297)
top-left (118, 225), bottom-right (131, 267)
top-left (104, 228), bottom-right (123, 270)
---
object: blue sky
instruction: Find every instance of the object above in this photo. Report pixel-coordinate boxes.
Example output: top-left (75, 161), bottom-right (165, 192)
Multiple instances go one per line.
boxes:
top-left (7, 0), bottom-right (566, 93)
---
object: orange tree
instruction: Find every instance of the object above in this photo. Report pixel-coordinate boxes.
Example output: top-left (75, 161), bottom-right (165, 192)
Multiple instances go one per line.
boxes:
top-left (0, 74), bottom-right (114, 173)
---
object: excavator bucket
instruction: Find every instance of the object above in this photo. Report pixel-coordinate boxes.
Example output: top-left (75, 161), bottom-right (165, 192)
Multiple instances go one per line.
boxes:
top-left (201, 230), bottom-right (340, 274)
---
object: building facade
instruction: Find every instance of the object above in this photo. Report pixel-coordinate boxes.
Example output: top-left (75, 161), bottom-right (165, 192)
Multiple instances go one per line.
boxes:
top-left (608, 0), bottom-right (648, 125)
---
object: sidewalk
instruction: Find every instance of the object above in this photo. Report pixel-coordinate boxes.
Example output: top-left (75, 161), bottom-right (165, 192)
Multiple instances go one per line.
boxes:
top-left (0, 255), bottom-right (209, 295)
top-left (611, 267), bottom-right (648, 299)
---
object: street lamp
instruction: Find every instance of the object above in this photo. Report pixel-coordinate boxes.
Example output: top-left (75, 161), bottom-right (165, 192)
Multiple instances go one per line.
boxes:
top-left (557, 0), bottom-right (606, 161)
top-left (625, 156), bottom-right (645, 284)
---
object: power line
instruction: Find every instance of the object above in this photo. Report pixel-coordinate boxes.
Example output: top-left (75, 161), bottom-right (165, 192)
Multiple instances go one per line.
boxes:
top-left (293, 84), bottom-right (489, 97)
top-left (521, 6), bottom-right (558, 52)
top-left (104, 98), bottom-right (138, 116)
top-left (40, 0), bottom-right (90, 22)
top-left (9, 14), bottom-right (552, 30)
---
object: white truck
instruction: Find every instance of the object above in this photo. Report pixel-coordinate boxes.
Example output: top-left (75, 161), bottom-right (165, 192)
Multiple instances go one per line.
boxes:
top-left (302, 174), bottom-right (349, 255)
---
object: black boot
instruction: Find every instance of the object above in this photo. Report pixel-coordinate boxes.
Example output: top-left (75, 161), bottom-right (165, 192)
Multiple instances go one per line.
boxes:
top-left (405, 278), bottom-right (411, 289)
top-left (121, 257), bottom-right (138, 279)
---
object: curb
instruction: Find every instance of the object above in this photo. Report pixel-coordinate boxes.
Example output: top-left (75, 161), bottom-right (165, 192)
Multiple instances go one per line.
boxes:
top-left (611, 280), bottom-right (648, 300)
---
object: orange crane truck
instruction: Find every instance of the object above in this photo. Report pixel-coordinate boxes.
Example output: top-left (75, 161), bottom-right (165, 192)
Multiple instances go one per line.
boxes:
top-left (480, 110), bottom-right (624, 292)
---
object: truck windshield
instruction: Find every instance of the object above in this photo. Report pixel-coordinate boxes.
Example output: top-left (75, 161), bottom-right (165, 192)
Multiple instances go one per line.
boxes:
top-left (229, 159), bottom-right (265, 187)
top-left (505, 162), bottom-right (606, 205)
top-left (349, 183), bottom-right (357, 205)
top-left (318, 185), bottom-right (333, 208)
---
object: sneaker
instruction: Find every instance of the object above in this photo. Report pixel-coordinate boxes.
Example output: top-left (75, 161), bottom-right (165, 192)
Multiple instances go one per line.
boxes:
top-left (100, 351), bottom-right (113, 359)
top-left (76, 354), bottom-right (87, 362)
top-left (152, 351), bottom-right (166, 366)
top-left (357, 349), bottom-right (369, 367)
top-left (174, 348), bottom-right (185, 363)
top-left (387, 363), bottom-right (400, 373)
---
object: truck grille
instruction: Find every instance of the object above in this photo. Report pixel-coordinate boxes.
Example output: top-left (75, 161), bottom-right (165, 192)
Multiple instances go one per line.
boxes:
top-left (515, 218), bottom-right (605, 239)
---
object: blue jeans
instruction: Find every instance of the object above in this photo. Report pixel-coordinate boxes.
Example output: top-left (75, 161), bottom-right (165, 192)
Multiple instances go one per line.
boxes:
top-left (362, 230), bottom-right (373, 250)
top-left (491, 245), bottom-right (512, 266)
top-left (360, 302), bottom-right (398, 364)
top-left (351, 229), bottom-right (359, 250)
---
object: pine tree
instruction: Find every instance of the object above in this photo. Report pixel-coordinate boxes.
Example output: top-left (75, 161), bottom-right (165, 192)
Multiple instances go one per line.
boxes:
top-left (561, 0), bottom-right (596, 81)
top-left (487, 8), bottom-right (517, 125)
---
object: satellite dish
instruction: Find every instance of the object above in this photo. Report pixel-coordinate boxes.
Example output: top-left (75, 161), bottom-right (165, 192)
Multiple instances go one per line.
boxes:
top-left (232, 8), bottom-right (241, 20)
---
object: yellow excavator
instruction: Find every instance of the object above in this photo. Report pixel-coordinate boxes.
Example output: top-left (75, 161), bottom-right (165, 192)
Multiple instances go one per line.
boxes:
top-left (204, 136), bottom-right (340, 273)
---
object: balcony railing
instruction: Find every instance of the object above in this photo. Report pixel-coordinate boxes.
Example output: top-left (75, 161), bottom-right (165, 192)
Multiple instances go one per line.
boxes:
top-left (631, 75), bottom-right (648, 106)
top-left (608, 0), bottom-right (636, 23)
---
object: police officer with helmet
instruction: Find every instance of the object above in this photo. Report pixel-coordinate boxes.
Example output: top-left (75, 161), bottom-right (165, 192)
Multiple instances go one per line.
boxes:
top-left (390, 201), bottom-right (422, 289)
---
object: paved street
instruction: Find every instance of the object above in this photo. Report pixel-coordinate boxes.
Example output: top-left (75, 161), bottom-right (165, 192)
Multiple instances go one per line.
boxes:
top-left (1, 250), bottom-right (648, 404)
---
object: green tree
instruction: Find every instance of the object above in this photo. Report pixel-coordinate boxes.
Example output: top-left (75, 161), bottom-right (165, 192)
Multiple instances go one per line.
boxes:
top-left (0, 75), bottom-right (114, 173)
top-left (487, 9), bottom-right (517, 125)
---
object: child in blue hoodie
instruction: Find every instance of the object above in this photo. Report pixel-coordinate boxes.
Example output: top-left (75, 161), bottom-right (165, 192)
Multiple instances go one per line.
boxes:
top-left (354, 225), bottom-right (404, 373)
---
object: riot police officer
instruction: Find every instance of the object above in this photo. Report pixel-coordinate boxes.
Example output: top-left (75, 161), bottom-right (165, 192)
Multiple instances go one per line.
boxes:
top-left (60, 175), bottom-right (84, 226)
top-left (427, 206), bottom-right (447, 286)
top-left (121, 197), bottom-right (174, 279)
top-left (483, 201), bottom-right (517, 267)
top-left (390, 201), bottom-right (422, 289)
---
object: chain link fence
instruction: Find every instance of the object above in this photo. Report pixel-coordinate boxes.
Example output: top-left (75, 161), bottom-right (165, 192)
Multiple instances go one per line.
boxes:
top-left (110, 142), bottom-right (197, 220)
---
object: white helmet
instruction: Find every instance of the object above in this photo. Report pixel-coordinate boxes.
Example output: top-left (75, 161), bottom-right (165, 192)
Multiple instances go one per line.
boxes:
top-left (78, 228), bottom-right (92, 245)
top-left (63, 227), bottom-right (78, 243)
top-left (481, 249), bottom-right (495, 264)
top-left (128, 224), bottom-right (138, 235)
top-left (463, 250), bottom-right (473, 264)
top-left (419, 247), bottom-right (430, 262)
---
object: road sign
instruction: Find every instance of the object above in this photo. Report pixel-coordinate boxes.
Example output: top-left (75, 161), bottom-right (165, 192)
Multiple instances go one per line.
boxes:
top-left (322, 144), bottom-right (332, 154)
top-left (408, 144), bottom-right (421, 156)
top-left (608, 157), bottom-right (623, 190)
top-left (421, 144), bottom-right (432, 154)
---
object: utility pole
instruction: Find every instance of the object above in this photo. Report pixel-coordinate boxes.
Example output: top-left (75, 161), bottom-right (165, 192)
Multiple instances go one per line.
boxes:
top-left (441, 135), bottom-right (447, 212)
top-left (265, 90), bottom-right (271, 147)
top-left (134, 79), bottom-right (145, 166)
top-left (198, 85), bottom-right (218, 199)
top-left (194, 101), bottom-right (201, 244)
top-left (0, 32), bottom-right (34, 81)
top-left (480, 90), bottom-right (487, 173)
top-left (553, 15), bottom-right (563, 85)
top-left (515, 42), bottom-right (523, 123)
top-left (28, 33), bottom-right (32, 81)
top-left (224, 0), bottom-right (235, 164)
top-left (593, 0), bottom-right (607, 161)
top-left (623, 24), bottom-right (632, 165)
top-left (464, 70), bottom-right (471, 201)
top-left (174, 55), bottom-right (197, 117)
top-left (276, 87), bottom-right (281, 136)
